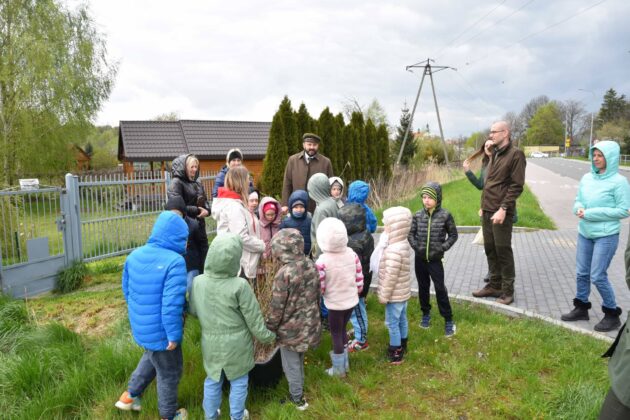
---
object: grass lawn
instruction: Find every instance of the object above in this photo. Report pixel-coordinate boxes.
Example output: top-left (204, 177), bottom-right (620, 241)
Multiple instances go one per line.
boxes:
top-left (375, 177), bottom-right (556, 229)
top-left (4, 257), bottom-right (610, 419)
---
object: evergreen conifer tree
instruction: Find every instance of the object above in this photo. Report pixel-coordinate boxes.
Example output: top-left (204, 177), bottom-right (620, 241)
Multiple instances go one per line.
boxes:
top-left (261, 112), bottom-right (288, 197)
top-left (350, 112), bottom-right (366, 179)
top-left (394, 105), bottom-right (417, 166)
top-left (377, 124), bottom-right (392, 179)
top-left (318, 107), bottom-right (337, 174)
top-left (334, 113), bottom-right (346, 174)
top-left (341, 124), bottom-right (355, 179)
top-left (364, 119), bottom-right (378, 180)
top-left (279, 96), bottom-right (299, 155)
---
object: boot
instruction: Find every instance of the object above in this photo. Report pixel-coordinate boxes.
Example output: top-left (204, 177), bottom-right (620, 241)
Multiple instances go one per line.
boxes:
top-left (343, 348), bottom-right (350, 373)
top-left (388, 345), bottom-right (404, 365)
top-left (326, 352), bottom-right (346, 377)
top-left (472, 284), bottom-right (502, 298)
top-left (594, 306), bottom-right (622, 332)
top-left (561, 298), bottom-right (591, 321)
top-left (401, 338), bottom-right (408, 355)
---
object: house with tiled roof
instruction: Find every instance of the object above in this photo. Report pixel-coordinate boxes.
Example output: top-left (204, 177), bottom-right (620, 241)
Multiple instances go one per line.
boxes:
top-left (117, 120), bottom-right (271, 180)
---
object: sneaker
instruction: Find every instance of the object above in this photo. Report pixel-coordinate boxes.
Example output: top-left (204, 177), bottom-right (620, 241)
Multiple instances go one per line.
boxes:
top-left (172, 408), bottom-right (188, 420)
top-left (445, 321), bottom-right (456, 337)
top-left (348, 339), bottom-right (369, 352)
top-left (114, 391), bottom-right (141, 411)
top-left (281, 395), bottom-right (309, 411)
top-left (420, 314), bottom-right (431, 329)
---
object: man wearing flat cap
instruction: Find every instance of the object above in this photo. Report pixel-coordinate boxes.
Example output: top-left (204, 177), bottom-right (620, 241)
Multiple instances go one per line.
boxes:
top-left (282, 133), bottom-right (334, 214)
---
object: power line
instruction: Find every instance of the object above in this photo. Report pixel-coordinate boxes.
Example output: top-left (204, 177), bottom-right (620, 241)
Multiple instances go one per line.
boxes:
top-left (432, 0), bottom-right (507, 59)
top-left (452, 0), bottom-right (535, 52)
top-left (463, 0), bottom-right (608, 68)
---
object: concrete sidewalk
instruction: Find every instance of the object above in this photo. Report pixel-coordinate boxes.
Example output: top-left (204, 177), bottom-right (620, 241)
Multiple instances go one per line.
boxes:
top-left (398, 161), bottom-right (630, 339)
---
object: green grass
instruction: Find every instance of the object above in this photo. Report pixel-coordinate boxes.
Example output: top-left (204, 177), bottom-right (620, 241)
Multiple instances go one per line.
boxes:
top-left (4, 261), bottom-right (611, 419)
top-left (375, 177), bottom-right (556, 229)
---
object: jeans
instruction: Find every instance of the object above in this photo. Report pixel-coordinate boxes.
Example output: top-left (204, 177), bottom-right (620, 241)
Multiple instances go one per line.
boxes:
top-left (186, 269), bottom-right (199, 296)
top-left (127, 346), bottom-right (183, 419)
top-left (482, 211), bottom-right (515, 295)
top-left (349, 297), bottom-right (368, 343)
top-left (320, 297), bottom-right (328, 318)
top-left (203, 371), bottom-right (249, 420)
top-left (385, 302), bottom-right (408, 346)
top-left (576, 233), bottom-right (619, 309)
top-left (280, 348), bottom-right (305, 399)
top-left (415, 259), bottom-right (453, 322)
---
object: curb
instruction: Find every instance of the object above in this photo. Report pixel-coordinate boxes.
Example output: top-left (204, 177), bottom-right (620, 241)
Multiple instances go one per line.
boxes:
top-left (374, 225), bottom-right (542, 234)
top-left (369, 285), bottom-right (613, 343)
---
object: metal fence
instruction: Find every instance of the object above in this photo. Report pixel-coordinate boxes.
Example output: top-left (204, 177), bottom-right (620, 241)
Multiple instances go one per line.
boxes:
top-left (76, 170), bottom-right (217, 262)
top-left (0, 187), bottom-right (65, 266)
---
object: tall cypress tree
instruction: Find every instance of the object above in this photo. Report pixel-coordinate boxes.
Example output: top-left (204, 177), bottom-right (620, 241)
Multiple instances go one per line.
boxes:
top-left (295, 103), bottom-right (312, 141)
top-left (334, 113), bottom-right (346, 175)
top-left (341, 124), bottom-right (354, 180)
top-left (350, 111), bottom-right (366, 179)
top-left (364, 119), bottom-right (378, 180)
top-left (279, 96), bottom-right (299, 155)
top-left (261, 112), bottom-right (288, 197)
top-left (318, 107), bottom-right (337, 174)
top-left (394, 105), bottom-right (417, 166)
top-left (377, 124), bottom-right (392, 180)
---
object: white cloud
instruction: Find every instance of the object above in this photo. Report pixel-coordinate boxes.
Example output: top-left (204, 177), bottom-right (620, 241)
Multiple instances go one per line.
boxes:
top-left (76, 0), bottom-right (630, 136)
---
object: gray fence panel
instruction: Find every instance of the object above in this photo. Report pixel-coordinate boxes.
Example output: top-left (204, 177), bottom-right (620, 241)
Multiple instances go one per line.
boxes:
top-left (1, 255), bottom-right (66, 298)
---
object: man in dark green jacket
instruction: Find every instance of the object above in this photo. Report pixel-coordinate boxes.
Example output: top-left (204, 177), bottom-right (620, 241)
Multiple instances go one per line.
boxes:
top-left (472, 121), bottom-right (526, 305)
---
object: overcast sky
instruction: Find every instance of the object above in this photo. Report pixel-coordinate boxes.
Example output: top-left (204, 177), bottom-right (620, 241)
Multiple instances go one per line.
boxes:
top-left (80, 0), bottom-right (630, 138)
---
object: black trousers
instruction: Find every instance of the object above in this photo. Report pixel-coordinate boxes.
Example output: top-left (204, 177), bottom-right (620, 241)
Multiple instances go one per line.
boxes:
top-left (482, 211), bottom-right (515, 295)
top-left (414, 258), bottom-right (453, 322)
top-left (599, 389), bottom-right (630, 420)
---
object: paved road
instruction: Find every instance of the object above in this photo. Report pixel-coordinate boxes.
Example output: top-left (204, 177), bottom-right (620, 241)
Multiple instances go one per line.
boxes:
top-left (528, 157), bottom-right (630, 183)
top-left (374, 158), bottom-right (629, 339)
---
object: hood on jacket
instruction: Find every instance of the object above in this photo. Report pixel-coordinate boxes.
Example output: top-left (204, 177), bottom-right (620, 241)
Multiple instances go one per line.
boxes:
top-left (316, 217), bottom-right (348, 253)
top-left (329, 176), bottom-right (344, 193)
top-left (383, 206), bottom-right (412, 244)
top-left (347, 180), bottom-right (369, 204)
top-left (259, 196), bottom-right (281, 227)
top-left (171, 154), bottom-right (199, 181)
top-left (288, 190), bottom-right (309, 218)
top-left (204, 233), bottom-right (243, 278)
top-left (307, 173), bottom-right (331, 204)
top-left (271, 228), bottom-right (304, 263)
top-left (591, 140), bottom-right (620, 180)
top-left (421, 181), bottom-right (443, 209)
top-left (338, 203), bottom-right (366, 235)
top-left (226, 148), bottom-right (244, 164)
top-left (147, 211), bottom-right (189, 255)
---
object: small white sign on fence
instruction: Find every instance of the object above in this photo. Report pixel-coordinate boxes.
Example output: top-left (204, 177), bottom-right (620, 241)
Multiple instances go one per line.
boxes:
top-left (19, 179), bottom-right (40, 190)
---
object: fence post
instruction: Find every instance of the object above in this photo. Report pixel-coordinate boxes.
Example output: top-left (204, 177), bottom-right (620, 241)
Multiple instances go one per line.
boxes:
top-left (164, 171), bottom-right (171, 202)
top-left (64, 173), bottom-right (83, 263)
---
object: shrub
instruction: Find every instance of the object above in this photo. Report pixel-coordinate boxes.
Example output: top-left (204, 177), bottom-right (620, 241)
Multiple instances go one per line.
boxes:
top-left (55, 260), bottom-right (87, 293)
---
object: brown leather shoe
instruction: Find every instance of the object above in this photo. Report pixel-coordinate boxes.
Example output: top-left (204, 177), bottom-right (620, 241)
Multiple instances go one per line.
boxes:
top-left (496, 294), bottom-right (514, 305)
top-left (472, 285), bottom-right (502, 298)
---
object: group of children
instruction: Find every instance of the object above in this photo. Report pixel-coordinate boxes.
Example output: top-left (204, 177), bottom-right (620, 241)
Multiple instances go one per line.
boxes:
top-left (116, 176), bottom-right (459, 419)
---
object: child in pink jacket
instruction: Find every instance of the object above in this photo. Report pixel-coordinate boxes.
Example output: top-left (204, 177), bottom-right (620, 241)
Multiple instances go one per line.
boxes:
top-left (315, 217), bottom-right (363, 377)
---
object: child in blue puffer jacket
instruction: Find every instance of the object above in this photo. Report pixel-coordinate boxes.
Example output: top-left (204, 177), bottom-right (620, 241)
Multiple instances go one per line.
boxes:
top-left (115, 211), bottom-right (189, 420)
top-left (279, 190), bottom-right (312, 255)
top-left (346, 180), bottom-right (377, 233)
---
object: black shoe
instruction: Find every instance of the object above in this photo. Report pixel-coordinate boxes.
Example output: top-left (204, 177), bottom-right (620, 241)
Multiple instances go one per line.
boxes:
top-left (594, 306), bottom-right (622, 332)
top-left (280, 395), bottom-right (309, 411)
top-left (561, 299), bottom-right (591, 321)
top-left (388, 345), bottom-right (404, 365)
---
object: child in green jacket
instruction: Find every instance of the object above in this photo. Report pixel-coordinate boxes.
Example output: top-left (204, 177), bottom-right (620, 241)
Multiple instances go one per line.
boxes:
top-left (189, 233), bottom-right (275, 420)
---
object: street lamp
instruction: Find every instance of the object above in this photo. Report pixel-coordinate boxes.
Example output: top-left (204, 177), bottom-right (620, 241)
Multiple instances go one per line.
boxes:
top-left (578, 89), bottom-right (596, 151)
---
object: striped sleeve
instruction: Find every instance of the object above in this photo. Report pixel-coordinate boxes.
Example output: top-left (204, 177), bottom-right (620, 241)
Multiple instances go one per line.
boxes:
top-left (353, 252), bottom-right (364, 291)
top-left (315, 259), bottom-right (327, 294)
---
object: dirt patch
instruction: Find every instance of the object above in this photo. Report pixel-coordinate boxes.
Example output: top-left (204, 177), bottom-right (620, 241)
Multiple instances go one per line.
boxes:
top-left (73, 304), bottom-right (125, 336)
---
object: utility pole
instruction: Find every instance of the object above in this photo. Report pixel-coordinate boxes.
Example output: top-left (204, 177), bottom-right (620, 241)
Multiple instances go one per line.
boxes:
top-left (396, 58), bottom-right (455, 166)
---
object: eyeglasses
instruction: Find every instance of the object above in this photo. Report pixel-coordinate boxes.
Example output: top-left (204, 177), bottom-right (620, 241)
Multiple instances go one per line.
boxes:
top-left (490, 130), bottom-right (506, 134)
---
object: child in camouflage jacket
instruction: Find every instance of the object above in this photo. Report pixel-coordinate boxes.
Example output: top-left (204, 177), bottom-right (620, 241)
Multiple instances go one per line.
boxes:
top-left (266, 228), bottom-right (322, 410)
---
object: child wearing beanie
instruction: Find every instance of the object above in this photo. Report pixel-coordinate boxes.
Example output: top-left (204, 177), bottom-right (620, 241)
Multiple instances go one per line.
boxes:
top-left (280, 190), bottom-right (312, 255)
top-left (408, 182), bottom-right (458, 337)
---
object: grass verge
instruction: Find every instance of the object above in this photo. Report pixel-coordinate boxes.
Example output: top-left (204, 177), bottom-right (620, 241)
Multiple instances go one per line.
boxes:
top-left (4, 285), bottom-right (609, 419)
top-left (375, 177), bottom-right (556, 229)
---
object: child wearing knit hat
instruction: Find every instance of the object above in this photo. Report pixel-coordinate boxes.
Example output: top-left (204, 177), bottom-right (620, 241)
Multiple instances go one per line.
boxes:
top-left (407, 182), bottom-right (459, 337)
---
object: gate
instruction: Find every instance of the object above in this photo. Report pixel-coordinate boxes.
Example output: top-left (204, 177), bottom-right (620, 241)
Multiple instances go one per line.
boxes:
top-left (0, 186), bottom-right (77, 298)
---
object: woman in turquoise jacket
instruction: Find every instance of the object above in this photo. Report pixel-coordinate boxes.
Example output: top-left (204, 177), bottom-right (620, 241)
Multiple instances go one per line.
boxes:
top-left (561, 140), bottom-right (630, 332)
